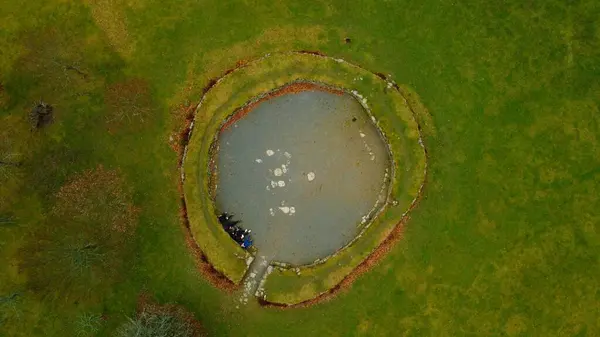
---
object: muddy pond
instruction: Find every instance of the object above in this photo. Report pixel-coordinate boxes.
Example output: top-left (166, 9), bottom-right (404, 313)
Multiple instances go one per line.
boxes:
top-left (215, 87), bottom-right (391, 265)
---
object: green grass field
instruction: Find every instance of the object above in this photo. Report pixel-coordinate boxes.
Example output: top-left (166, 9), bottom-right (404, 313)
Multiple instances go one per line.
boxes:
top-left (1, 1), bottom-right (599, 336)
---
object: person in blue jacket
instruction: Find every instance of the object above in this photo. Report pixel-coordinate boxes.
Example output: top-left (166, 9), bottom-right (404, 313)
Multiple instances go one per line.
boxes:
top-left (241, 236), bottom-right (253, 249)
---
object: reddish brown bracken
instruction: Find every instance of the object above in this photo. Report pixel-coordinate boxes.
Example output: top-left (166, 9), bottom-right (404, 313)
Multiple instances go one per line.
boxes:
top-left (137, 292), bottom-right (207, 337)
top-left (174, 69), bottom-right (241, 291)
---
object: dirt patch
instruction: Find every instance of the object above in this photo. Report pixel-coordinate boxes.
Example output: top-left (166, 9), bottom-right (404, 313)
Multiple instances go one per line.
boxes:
top-left (86, 0), bottom-right (134, 58)
top-left (374, 72), bottom-right (387, 80)
top-left (104, 78), bottom-right (153, 132)
top-left (297, 50), bottom-right (327, 57)
top-left (169, 102), bottom-right (196, 153)
top-left (137, 293), bottom-right (207, 337)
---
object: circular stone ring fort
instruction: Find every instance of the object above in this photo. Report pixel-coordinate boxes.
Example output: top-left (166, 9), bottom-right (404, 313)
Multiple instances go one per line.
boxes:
top-left (181, 51), bottom-right (427, 306)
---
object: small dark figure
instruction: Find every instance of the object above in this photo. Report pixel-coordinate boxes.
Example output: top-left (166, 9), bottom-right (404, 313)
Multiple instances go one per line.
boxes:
top-left (29, 100), bottom-right (54, 129)
top-left (218, 212), bottom-right (241, 229)
top-left (352, 117), bottom-right (357, 122)
top-left (344, 37), bottom-right (352, 44)
top-left (225, 225), bottom-right (238, 235)
top-left (218, 212), bottom-right (232, 223)
top-left (223, 220), bottom-right (240, 230)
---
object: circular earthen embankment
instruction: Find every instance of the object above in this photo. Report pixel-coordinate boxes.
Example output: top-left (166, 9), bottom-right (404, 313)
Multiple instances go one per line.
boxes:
top-left (180, 51), bottom-right (428, 306)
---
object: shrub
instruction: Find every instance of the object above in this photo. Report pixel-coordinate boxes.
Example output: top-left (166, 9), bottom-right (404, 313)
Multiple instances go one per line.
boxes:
top-left (116, 311), bottom-right (193, 337)
top-left (28, 100), bottom-right (54, 129)
top-left (74, 312), bottom-right (103, 337)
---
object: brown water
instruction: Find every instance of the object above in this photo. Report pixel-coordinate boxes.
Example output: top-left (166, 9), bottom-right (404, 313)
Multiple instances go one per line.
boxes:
top-left (215, 89), bottom-right (390, 265)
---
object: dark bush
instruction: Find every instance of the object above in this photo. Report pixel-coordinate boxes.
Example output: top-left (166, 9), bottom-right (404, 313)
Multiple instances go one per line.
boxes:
top-left (29, 100), bottom-right (54, 129)
top-left (116, 311), bottom-right (193, 337)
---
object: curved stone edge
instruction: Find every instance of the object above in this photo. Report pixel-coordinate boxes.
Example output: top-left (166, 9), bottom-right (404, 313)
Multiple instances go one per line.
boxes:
top-left (181, 87), bottom-right (251, 286)
top-left (179, 51), bottom-right (429, 300)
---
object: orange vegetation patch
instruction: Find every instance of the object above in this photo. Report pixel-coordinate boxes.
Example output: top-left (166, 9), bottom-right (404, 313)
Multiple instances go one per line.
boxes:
top-left (53, 165), bottom-right (139, 234)
top-left (177, 192), bottom-right (238, 292)
top-left (220, 81), bottom-right (344, 132)
top-left (104, 78), bottom-right (153, 132)
top-left (171, 104), bottom-right (195, 154)
top-left (171, 63), bottom-right (242, 291)
top-left (173, 72), bottom-right (239, 291)
top-left (137, 293), bottom-right (207, 337)
top-left (0, 83), bottom-right (8, 109)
